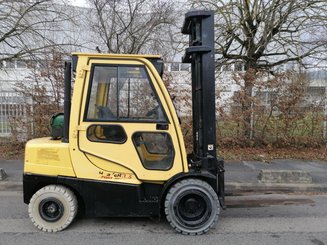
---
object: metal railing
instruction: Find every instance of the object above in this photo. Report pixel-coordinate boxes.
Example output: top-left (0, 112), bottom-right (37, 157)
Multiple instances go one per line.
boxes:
top-left (0, 91), bottom-right (25, 137)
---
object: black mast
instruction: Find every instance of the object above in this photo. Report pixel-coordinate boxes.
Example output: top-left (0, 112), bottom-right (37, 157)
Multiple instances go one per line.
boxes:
top-left (182, 10), bottom-right (225, 207)
top-left (182, 10), bottom-right (216, 164)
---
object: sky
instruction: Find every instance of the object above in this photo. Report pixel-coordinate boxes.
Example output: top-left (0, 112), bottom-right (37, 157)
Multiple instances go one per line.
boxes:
top-left (70, 0), bottom-right (88, 7)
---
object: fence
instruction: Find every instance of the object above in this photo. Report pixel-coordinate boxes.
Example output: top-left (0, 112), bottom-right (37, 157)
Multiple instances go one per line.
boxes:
top-left (218, 85), bottom-right (327, 147)
top-left (0, 91), bottom-right (25, 138)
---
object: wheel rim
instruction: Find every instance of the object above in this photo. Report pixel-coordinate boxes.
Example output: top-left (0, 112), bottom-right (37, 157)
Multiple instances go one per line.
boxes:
top-left (39, 197), bottom-right (64, 222)
top-left (173, 190), bottom-right (212, 228)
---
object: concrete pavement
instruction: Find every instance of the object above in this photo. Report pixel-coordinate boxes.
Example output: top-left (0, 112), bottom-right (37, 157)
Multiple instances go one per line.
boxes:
top-left (0, 160), bottom-right (23, 191)
top-left (1, 159), bottom-right (327, 193)
top-left (224, 159), bottom-right (327, 194)
top-left (1, 190), bottom-right (327, 244)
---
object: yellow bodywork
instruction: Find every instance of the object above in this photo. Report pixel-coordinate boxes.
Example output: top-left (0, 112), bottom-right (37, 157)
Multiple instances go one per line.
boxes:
top-left (24, 138), bottom-right (75, 177)
top-left (24, 53), bottom-right (188, 185)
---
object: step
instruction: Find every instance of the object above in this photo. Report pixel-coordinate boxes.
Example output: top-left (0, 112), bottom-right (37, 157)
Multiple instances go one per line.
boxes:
top-left (258, 169), bottom-right (312, 184)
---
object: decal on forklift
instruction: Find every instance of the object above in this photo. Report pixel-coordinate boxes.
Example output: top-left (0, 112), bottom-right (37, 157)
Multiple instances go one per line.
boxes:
top-left (98, 170), bottom-right (134, 180)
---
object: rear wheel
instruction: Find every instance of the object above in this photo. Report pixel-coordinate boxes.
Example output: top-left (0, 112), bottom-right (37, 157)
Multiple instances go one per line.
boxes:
top-left (28, 185), bottom-right (78, 232)
top-left (164, 178), bottom-right (219, 235)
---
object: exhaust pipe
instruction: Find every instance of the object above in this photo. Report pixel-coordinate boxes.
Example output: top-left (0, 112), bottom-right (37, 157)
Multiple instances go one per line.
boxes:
top-left (62, 61), bottom-right (71, 143)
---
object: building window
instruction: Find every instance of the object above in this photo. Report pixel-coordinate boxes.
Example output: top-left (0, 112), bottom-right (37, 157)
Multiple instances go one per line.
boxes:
top-left (170, 63), bottom-right (180, 72)
top-left (16, 61), bottom-right (27, 69)
top-left (6, 61), bottom-right (15, 68)
top-left (234, 63), bottom-right (244, 71)
top-left (180, 63), bottom-right (190, 72)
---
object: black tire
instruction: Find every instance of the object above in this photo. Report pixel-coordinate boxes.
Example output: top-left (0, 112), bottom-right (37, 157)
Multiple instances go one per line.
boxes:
top-left (164, 178), bottom-right (219, 235)
top-left (28, 185), bottom-right (78, 232)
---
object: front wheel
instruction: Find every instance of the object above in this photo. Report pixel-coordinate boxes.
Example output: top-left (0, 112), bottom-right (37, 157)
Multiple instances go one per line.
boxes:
top-left (164, 178), bottom-right (220, 235)
top-left (28, 185), bottom-right (78, 232)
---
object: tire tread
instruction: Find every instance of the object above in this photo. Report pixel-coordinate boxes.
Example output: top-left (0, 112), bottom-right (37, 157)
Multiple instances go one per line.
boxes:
top-left (164, 178), bottom-right (219, 235)
top-left (28, 185), bottom-right (78, 232)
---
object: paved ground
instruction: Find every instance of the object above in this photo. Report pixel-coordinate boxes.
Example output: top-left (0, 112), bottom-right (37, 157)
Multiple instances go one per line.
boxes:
top-left (0, 191), bottom-right (326, 245)
top-left (0, 160), bottom-right (22, 182)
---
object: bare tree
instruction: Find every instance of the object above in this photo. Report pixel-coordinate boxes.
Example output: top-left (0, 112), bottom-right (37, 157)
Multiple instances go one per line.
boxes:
top-left (10, 50), bottom-right (65, 140)
top-left (191, 0), bottom-right (327, 138)
top-left (87, 0), bottom-right (178, 56)
top-left (0, 0), bottom-right (77, 63)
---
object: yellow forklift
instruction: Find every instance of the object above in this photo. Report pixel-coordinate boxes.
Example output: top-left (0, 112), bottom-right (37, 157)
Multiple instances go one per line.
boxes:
top-left (23, 10), bottom-right (225, 235)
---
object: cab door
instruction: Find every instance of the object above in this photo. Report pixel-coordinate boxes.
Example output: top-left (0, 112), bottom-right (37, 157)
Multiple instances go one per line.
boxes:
top-left (77, 59), bottom-right (184, 181)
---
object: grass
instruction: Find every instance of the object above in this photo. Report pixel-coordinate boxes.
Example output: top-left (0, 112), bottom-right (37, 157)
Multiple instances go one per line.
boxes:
top-left (219, 146), bottom-right (327, 161)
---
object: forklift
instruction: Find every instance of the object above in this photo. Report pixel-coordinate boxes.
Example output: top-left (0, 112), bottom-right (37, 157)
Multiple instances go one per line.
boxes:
top-left (23, 10), bottom-right (225, 235)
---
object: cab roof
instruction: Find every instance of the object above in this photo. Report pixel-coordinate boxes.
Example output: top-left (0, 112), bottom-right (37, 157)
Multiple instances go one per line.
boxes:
top-left (72, 52), bottom-right (161, 59)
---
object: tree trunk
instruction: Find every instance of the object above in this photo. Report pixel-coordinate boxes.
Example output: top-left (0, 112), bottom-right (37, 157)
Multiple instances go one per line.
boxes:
top-left (242, 68), bottom-right (256, 141)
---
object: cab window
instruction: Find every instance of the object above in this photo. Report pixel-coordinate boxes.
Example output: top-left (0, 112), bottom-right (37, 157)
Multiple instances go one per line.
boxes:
top-left (85, 65), bottom-right (166, 122)
top-left (87, 125), bottom-right (127, 144)
top-left (133, 132), bottom-right (174, 170)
